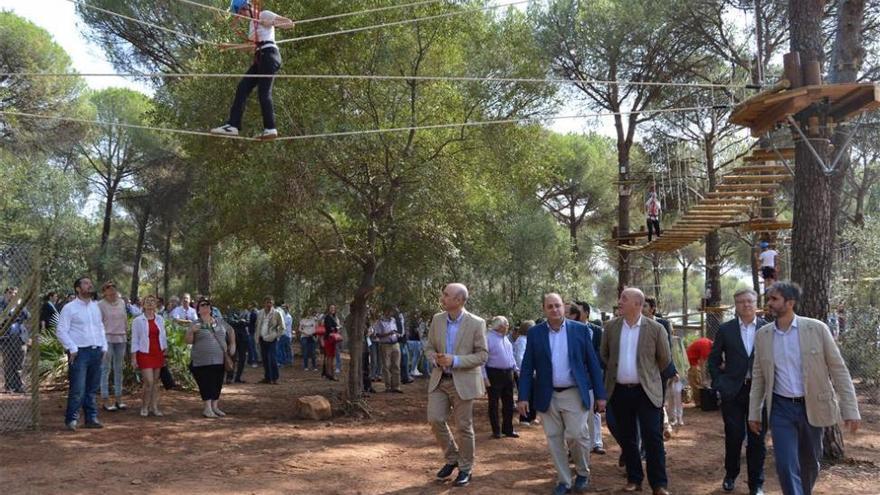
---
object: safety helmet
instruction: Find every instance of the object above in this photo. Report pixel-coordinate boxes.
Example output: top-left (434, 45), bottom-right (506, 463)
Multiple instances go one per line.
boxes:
top-left (230, 0), bottom-right (250, 13)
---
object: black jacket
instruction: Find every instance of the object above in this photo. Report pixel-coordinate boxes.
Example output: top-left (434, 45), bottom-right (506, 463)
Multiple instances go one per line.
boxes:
top-left (707, 317), bottom-right (766, 401)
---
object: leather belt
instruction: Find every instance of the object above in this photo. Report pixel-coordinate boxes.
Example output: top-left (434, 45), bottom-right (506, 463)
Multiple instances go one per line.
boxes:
top-left (616, 382), bottom-right (641, 389)
top-left (773, 394), bottom-right (805, 404)
top-left (553, 386), bottom-right (574, 393)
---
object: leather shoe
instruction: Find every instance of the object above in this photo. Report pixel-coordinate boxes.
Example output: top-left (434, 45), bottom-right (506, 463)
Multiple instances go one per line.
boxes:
top-left (573, 474), bottom-right (589, 493)
top-left (750, 487), bottom-right (764, 495)
top-left (436, 462), bottom-right (458, 479)
top-left (722, 478), bottom-right (735, 492)
top-left (84, 421), bottom-right (104, 429)
top-left (553, 483), bottom-right (571, 495)
top-left (652, 488), bottom-right (670, 495)
top-left (453, 470), bottom-right (471, 486)
top-left (622, 482), bottom-right (642, 492)
top-left (503, 432), bottom-right (520, 438)
top-left (591, 446), bottom-right (606, 455)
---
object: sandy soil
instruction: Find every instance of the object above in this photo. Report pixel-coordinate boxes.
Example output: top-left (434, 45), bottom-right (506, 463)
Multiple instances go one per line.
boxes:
top-left (2, 361), bottom-right (879, 495)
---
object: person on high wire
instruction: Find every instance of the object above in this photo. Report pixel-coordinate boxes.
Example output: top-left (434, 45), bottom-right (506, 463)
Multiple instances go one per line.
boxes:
top-left (211, 0), bottom-right (294, 140)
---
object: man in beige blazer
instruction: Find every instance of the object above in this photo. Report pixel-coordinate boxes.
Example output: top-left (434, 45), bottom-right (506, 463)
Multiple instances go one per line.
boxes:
top-left (424, 283), bottom-right (488, 487)
top-left (600, 288), bottom-right (671, 495)
top-left (748, 282), bottom-right (860, 495)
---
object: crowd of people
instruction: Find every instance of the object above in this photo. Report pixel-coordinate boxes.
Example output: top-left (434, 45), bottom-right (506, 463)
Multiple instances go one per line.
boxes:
top-left (0, 275), bottom-right (863, 495)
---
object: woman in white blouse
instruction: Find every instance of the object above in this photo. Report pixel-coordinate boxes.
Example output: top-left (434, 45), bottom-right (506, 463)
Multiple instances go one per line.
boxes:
top-left (131, 295), bottom-right (168, 417)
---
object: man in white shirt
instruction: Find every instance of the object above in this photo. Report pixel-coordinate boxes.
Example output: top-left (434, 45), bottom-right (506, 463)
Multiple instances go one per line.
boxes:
top-left (170, 293), bottom-right (197, 326)
top-left (756, 242), bottom-right (779, 287)
top-left (56, 277), bottom-right (108, 431)
top-left (600, 288), bottom-right (671, 495)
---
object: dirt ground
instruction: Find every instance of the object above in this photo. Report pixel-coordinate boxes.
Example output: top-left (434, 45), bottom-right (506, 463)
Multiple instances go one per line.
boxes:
top-left (2, 359), bottom-right (879, 495)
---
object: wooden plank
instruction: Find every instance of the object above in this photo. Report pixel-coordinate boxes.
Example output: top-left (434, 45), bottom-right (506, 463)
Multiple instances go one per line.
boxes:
top-left (722, 174), bottom-right (791, 182)
top-left (750, 95), bottom-right (813, 136)
top-left (830, 85), bottom-right (880, 121)
top-left (742, 148), bottom-right (795, 163)
top-left (732, 165), bottom-right (791, 173)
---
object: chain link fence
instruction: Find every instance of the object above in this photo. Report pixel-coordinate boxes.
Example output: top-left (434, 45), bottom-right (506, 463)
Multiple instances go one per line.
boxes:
top-left (0, 242), bottom-right (42, 432)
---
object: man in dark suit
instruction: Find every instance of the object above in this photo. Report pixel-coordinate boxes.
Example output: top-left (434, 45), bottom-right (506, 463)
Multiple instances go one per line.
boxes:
top-left (708, 288), bottom-right (766, 495)
top-left (600, 288), bottom-right (671, 495)
top-left (518, 293), bottom-right (607, 495)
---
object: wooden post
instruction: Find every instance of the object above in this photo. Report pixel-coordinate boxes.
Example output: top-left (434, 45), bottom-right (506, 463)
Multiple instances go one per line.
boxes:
top-left (802, 60), bottom-right (822, 86)
top-left (783, 52), bottom-right (803, 88)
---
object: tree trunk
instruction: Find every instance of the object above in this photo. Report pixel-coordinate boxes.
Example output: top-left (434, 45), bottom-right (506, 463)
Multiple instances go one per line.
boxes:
top-left (682, 264), bottom-right (689, 327)
top-left (569, 204), bottom-right (579, 254)
top-left (704, 137), bottom-right (723, 339)
top-left (652, 254), bottom-right (662, 303)
top-left (162, 221), bottom-right (173, 299)
top-left (130, 204), bottom-right (151, 301)
top-left (97, 190), bottom-right (116, 283)
top-left (346, 259), bottom-right (377, 401)
top-left (273, 262), bottom-right (288, 302)
top-left (197, 242), bottom-right (212, 295)
top-left (617, 141), bottom-right (633, 295)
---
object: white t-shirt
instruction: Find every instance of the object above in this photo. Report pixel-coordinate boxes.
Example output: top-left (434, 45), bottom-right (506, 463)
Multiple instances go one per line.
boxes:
top-left (170, 305), bottom-right (197, 322)
top-left (759, 249), bottom-right (778, 268)
top-left (248, 10), bottom-right (278, 44)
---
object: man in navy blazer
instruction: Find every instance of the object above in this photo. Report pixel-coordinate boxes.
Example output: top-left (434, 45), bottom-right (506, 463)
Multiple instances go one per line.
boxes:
top-left (518, 293), bottom-right (607, 495)
top-left (708, 288), bottom-right (767, 495)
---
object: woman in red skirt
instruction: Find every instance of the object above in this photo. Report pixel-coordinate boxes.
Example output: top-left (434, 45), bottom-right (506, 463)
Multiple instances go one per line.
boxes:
top-left (131, 295), bottom-right (168, 417)
top-left (321, 327), bottom-right (341, 381)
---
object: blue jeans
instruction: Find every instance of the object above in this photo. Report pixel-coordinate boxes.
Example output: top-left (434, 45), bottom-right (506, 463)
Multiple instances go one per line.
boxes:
top-left (247, 333), bottom-right (258, 364)
top-left (406, 341), bottom-right (423, 374)
top-left (770, 395), bottom-right (823, 495)
top-left (260, 340), bottom-right (279, 382)
top-left (276, 335), bottom-right (292, 366)
top-left (301, 336), bottom-right (316, 369)
top-left (100, 342), bottom-right (126, 400)
top-left (65, 347), bottom-right (103, 424)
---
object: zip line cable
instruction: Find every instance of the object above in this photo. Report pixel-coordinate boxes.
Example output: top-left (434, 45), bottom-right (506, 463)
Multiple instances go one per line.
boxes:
top-left (273, 0), bottom-right (529, 45)
top-left (0, 71), bottom-right (749, 89)
top-left (174, 0), bottom-right (451, 25)
top-left (64, 0), bottom-right (213, 44)
top-left (0, 105), bottom-right (726, 143)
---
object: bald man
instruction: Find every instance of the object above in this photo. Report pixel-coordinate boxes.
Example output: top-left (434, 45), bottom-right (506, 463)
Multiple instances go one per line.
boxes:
top-left (424, 283), bottom-right (488, 487)
top-left (601, 288), bottom-right (672, 495)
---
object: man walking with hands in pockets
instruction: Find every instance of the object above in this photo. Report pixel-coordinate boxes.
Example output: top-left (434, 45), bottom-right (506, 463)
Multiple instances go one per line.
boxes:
top-left (425, 283), bottom-right (488, 487)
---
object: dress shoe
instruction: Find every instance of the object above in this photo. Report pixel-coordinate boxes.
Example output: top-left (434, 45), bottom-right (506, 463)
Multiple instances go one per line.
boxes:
top-left (84, 421), bottom-right (104, 429)
top-left (553, 483), bottom-right (571, 495)
top-left (591, 446), bottom-right (606, 455)
top-left (622, 482), bottom-right (642, 492)
top-left (503, 432), bottom-right (520, 438)
top-left (749, 486), bottom-right (764, 495)
top-left (652, 488), bottom-right (670, 495)
top-left (722, 478), bottom-right (735, 492)
top-left (436, 462), bottom-right (458, 479)
top-left (573, 474), bottom-right (589, 493)
top-left (453, 470), bottom-right (471, 486)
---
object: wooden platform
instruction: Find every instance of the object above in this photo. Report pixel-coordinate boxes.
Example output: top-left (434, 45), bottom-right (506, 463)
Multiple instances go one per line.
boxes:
top-left (616, 147), bottom-right (794, 252)
top-left (730, 83), bottom-right (880, 137)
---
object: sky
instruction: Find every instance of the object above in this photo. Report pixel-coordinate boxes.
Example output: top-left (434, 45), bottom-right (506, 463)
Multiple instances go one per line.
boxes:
top-left (0, 0), bottom-right (592, 134)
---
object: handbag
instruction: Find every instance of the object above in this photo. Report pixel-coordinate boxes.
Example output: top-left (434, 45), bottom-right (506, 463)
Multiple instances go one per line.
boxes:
top-left (208, 322), bottom-right (235, 372)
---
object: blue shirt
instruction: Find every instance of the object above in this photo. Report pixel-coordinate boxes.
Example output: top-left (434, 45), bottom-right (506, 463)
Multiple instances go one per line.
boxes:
top-left (482, 330), bottom-right (517, 377)
top-left (773, 317), bottom-right (804, 398)
top-left (548, 320), bottom-right (575, 388)
top-left (446, 311), bottom-right (464, 369)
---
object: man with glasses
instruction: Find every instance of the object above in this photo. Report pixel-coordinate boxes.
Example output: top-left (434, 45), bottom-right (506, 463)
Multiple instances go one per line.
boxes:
top-left (708, 289), bottom-right (767, 495)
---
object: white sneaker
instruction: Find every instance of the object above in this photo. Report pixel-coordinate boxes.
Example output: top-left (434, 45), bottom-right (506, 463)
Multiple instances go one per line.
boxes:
top-left (210, 124), bottom-right (239, 136)
top-left (257, 128), bottom-right (278, 140)
top-left (411, 369), bottom-right (422, 377)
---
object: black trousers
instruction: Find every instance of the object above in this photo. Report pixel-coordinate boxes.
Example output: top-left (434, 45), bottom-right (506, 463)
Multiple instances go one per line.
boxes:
top-left (647, 218), bottom-right (661, 241)
top-left (610, 384), bottom-right (668, 489)
top-left (486, 367), bottom-right (515, 435)
top-left (191, 364), bottom-right (225, 401)
top-left (1, 336), bottom-right (25, 392)
top-left (227, 47), bottom-right (282, 130)
top-left (721, 382), bottom-right (767, 488)
top-left (227, 330), bottom-right (250, 382)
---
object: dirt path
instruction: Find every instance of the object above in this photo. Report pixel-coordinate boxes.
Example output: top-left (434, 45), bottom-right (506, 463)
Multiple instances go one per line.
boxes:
top-left (2, 363), bottom-right (878, 494)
